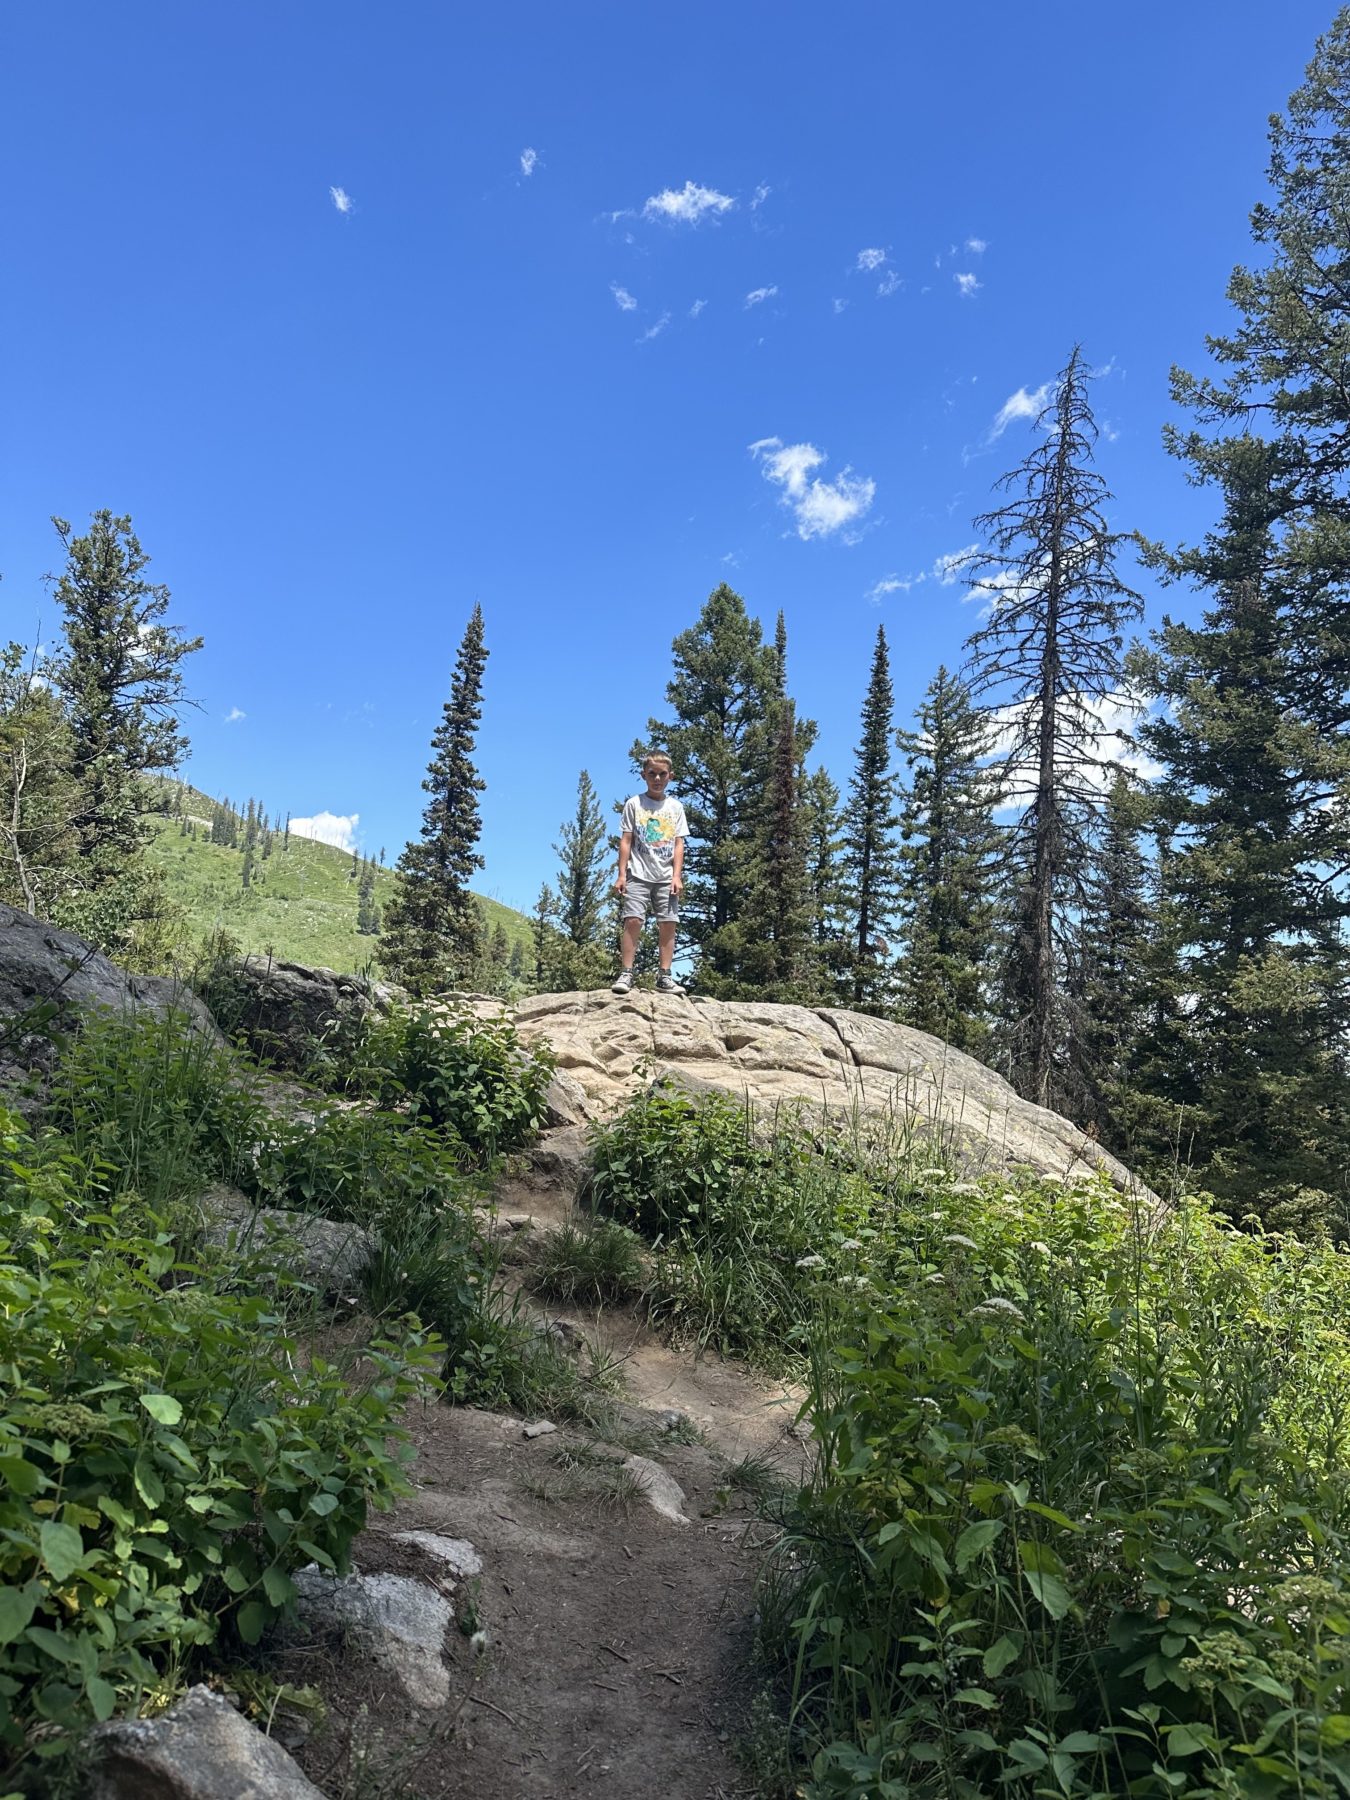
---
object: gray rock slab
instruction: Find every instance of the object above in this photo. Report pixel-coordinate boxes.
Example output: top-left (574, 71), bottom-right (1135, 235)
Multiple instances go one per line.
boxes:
top-left (86, 1682), bottom-right (325, 1799)
top-left (527, 1124), bottom-right (589, 1191)
top-left (290, 1565), bottom-right (453, 1706)
top-left (392, 1530), bottom-right (483, 1579)
top-left (623, 1454), bottom-right (690, 1526)
top-left (196, 1184), bottom-right (374, 1298)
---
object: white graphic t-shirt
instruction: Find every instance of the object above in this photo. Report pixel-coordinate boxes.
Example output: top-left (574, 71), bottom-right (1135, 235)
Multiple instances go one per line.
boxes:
top-left (622, 793), bottom-right (689, 884)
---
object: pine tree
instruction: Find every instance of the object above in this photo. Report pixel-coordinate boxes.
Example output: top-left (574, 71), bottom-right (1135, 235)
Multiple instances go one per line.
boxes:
top-left (894, 666), bottom-right (1002, 1054)
top-left (508, 938), bottom-right (525, 981)
top-left (1065, 771), bottom-right (1153, 1149)
top-left (640, 585), bottom-right (778, 988)
top-left (356, 861), bottom-right (380, 935)
top-left (0, 644), bottom-right (78, 916)
top-left (802, 767), bottom-right (850, 984)
top-left (51, 512), bottom-right (201, 887)
top-left (532, 883), bottom-right (559, 992)
top-left (962, 348), bottom-right (1143, 1109)
top-left (549, 770), bottom-right (611, 989)
top-left (729, 699), bottom-right (817, 998)
top-left (841, 626), bottom-right (903, 1012)
top-left (380, 606), bottom-right (489, 996)
top-left (240, 842), bottom-right (254, 890)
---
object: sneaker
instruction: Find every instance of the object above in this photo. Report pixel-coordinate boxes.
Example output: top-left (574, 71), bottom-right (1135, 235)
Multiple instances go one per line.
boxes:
top-left (611, 968), bottom-right (635, 995)
top-left (655, 971), bottom-right (684, 995)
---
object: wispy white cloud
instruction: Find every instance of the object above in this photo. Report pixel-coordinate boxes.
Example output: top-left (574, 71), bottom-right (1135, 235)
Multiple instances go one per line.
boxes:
top-left (329, 186), bottom-right (353, 215)
top-left (224, 706), bottom-right (246, 724)
top-left (832, 297), bottom-right (848, 314)
top-left (877, 269), bottom-right (903, 297)
top-left (954, 271), bottom-right (982, 298)
top-left (689, 298), bottom-right (707, 318)
top-left (864, 544), bottom-right (979, 602)
top-left (611, 283), bottom-right (638, 312)
top-left (642, 180), bottom-right (735, 225)
top-left (749, 437), bottom-right (876, 542)
top-left (751, 182), bottom-right (772, 209)
top-left (866, 575), bottom-right (912, 603)
top-left (638, 311), bottom-right (671, 342)
top-left (965, 236), bottom-right (987, 254)
top-left (744, 285), bottom-right (778, 308)
top-left (988, 690), bottom-right (1160, 803)
top-left (290, 811), bottom-right (360, 852)
top-left (520, 147), bottom-right (538, 177)
top-left (989, 382), bottom-right (1050, 440)
top-left (933, 544), bottom-right (979, 585)
top-left (855, 246), bottom-right (887, 272)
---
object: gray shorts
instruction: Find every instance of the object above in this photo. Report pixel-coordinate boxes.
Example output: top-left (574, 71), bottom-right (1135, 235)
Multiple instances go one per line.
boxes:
top-left (621, 877), bottom-right (679, 923)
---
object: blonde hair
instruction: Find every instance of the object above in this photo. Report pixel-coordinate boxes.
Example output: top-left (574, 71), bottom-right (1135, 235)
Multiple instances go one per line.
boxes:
top-left (641, 751), bottom-right (674, 774)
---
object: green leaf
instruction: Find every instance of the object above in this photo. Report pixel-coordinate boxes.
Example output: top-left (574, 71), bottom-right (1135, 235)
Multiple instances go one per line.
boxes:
top-left (307, 1492), bottom-right (340, 1518)
top-left (954, 1519), bottom-right (1004, 1570)
top-left (138, 1393), bottom-right (183, 1427)
top-left (0, 1583), bottom-right (39, 1647)
top-left (1058, 1731), bottom-right (1102, 1753)
top-left (1022, 1568), bottom-right (1072, 1619)
top-left (39, 1520), bottom-right (84, 1584)
top-left (983, 1633), bottom-right (1021, 1677)
top-left (236, 1601), bottom-right (267, 1645)
top-left (262, 1566), bottom-right (297, 1608)
top-left (0, 1455), bottom-right (42, 1497)
top-left (86, 1674), bottom-right (117, 1721)
top-left (1165, 1725), bottom-right (1207, 1757)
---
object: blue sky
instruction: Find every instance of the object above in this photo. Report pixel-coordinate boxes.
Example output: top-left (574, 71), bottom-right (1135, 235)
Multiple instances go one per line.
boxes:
top-left (1, 2), bottom-right (1334, 911)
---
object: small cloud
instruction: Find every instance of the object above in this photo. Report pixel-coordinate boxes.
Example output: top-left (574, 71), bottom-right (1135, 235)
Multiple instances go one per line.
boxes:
top-left (689, 298), bottom-right (707, 318)
top-left (745, 285), bottom-right (778, 308)
top-left (965, 236), bottom-right (987, 254)
top-left (833, 297), bottom-right (848, 314)
top-left (855, 247), bottom-right (887, 272)
top-left (877, 269), bottom-right (903, 297)
top-left (751, 182), bottom-right (772, 209)
top-left (611, 283), bottom-right (638, 311)
top-left (224, 706), bottom-right (246, 723)
top-left (721, 550), bottom-right (743, 568)
top-left (749, 437), bottom-right (876, 542)
top-left (955, 272), bottom-right (982, 298)
top-left (933, 544), bottom-right (978, 585)
top-left (866, 575), bottom-right (912, 603)
top-left (638, 311), bottom-right (671, 342)
top-left (520, 147), bottom-right (538, 177)
top-left (642, 180), bottom-right (735, 225)
top-left (989, 382), bottom-right (1050, 440)
top-left (290, 811), bottom-right (360, 852)
top-left (329, 186), bottom-right (353, 215)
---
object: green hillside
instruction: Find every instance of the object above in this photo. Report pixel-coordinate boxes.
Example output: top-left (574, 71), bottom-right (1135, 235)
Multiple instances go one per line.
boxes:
top-left (146, 786), bottom-right (532, 975)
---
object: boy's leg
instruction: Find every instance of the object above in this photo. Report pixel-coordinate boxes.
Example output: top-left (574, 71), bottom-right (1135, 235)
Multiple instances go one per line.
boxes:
top-left (657, 920), bottom-right (677, 972)
top-left (620, 915), bottom-right (643, 970)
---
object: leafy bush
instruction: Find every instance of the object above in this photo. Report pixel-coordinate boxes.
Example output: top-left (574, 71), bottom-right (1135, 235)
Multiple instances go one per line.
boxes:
top-left (0, 1107), bottom-right (437, 1770)
top-left (343, 1007), bottom-right (553, 1157)
top-left (760, 1176), bottom-right (1350, 1797)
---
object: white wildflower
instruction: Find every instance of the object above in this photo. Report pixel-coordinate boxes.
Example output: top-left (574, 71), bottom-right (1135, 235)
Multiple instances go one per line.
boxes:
top-left (925, 1272), bottom-right (947, 1285)
top-left (968, 1297), bottom-right (1025, 1324)
top-left (917, 1397), bottom-right (941, 1411)
top-left (838, 1237), bottom-right (863, 1252)
top-left (1001, 1193), bottom-right (1021, 1206)
top-left (1029, 1241), bottom-right (1051, 1256)
top-left (943, 1233), bottom-right (978, 1250)
top-left (951, 1181), bottom-right (979, 1196)
top-left (796, 1253), bottom-right (826, 1270)
top-left (470, 1629), bottom-right (490, 1654)
top-left (917, 1166), bottom-right (948, 1179)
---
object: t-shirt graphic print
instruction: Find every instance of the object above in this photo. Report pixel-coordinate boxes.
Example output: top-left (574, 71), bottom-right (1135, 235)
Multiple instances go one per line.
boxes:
top-left (622, 793), bottom-right (689, 885)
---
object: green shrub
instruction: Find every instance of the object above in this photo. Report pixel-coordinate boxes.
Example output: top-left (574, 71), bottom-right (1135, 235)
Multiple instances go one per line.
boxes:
top-left (527, 1219), bottom-right (646, 1306)
top-left (0, 1107), bottom-right (437, 1770)
top-left (344, 1007), bottom-right (553, 1157)
top-left (760, 1177), bottom-right (1350, 1797)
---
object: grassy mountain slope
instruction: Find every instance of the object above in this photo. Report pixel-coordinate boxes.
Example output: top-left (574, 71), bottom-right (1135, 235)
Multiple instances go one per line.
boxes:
top-left (146, 786), bottom-right (532, 975)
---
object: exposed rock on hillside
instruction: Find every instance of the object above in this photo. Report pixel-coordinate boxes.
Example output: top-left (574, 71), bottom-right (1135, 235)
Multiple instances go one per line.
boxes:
top-left (0, 902), bottom-right (219, 1072)
top-left (216, 955), bottom-right (402, 1070)
top-left (509, 990), bottom-right (1138, 1189)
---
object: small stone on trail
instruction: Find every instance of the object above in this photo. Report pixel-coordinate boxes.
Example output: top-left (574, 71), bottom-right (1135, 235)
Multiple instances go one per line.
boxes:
top-left (657, 1408), bottom-right (691, 1434)
top-left (623, 1454), bottom-right (690, 1526)
top-left (523, 1420), bottom-right (559, 1439)
top-left (392, 1530), bottom-right (483, 1580)
top-left (288, 1566), bottom-right (453, 1707)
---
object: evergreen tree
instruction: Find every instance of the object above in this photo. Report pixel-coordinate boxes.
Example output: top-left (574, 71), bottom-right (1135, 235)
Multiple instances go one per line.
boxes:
top-left (51, 512), bottom-right (201, 886)
top-left (962, 348), bottom-right (1142, 1108)
top-left (841, 626), bottom-right (903, 1012)
top-left (802, 767), bottom-right (850, 984)
top-left (0, 644), bottom-right (77, 916)
top-left (640, 585), bottom-right (778, 989)
top-left (549, 770), bottom-right (611, 989)
top-left (356, 861), bottom-right (380, 935)
top-left (894, 666), bottom-right (1003, 1054)
top-left (532, 883), bottom-right (559, 992)
top-left (380, 606), bottom-right (489, 996)
top-left (729, 699), bottom-right (816, 998)
top-left (240, 842), bottom-right (254, 890)
top-left (508, 938), bottom-right (525, 981)
top-left (1065, 771), bottom-right (1153, 1149)
top-left (489, 920), bottom-right (511, 971)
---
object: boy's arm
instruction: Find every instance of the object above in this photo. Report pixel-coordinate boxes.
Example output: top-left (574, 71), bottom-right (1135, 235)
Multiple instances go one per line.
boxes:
top-left (615, 829), bottom-right (632, 892)
top-left (671, 834), bottom-right (685, 895)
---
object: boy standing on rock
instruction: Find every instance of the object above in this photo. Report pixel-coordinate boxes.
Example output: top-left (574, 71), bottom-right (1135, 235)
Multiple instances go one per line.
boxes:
top-left (612, 752), bottom-right (688, 995)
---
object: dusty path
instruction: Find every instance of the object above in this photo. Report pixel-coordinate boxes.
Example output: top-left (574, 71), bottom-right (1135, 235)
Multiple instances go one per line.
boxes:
top-left (289, 1152), bottom-right (806, 1800)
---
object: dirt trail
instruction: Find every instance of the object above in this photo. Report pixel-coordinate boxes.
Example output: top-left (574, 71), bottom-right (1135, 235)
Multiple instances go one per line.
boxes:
top-left (290, 1156), bottom-right (807, 1800)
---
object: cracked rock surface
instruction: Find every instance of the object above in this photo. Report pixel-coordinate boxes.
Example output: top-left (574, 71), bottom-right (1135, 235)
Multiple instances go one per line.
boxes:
top-left (504, 990), bottom-right (1139, 1188)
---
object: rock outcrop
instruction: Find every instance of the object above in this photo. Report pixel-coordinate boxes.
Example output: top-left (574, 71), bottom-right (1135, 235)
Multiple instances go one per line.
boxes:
top-left (510, 990), bottom-right (1138, 1189)
top-left (0, 902), bottom-right (220, 1073)
top-left (196, 1183), bottom-right (375, 1299)
top-left (216, 955), bottom-right (402, 1070)
top-left (86, 1683), bottom-right (325, 1800)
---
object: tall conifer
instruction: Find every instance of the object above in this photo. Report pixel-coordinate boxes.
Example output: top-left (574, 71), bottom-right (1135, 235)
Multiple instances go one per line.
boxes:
top-left (841, 626), bottom-right (902, 1011)
top-left (381, 606), bottom-right (489, 996)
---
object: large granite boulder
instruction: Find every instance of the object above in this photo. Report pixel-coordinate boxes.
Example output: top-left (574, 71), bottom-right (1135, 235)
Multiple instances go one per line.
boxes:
top-left (213, 954), bottom-right (402, 1070)
top-left (0, 902), bottom-right (220, 1074)
top-left (86, 1683), bottom-right (325, 1799)
top-left (508, 990), bottom-right (1140, 1190)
